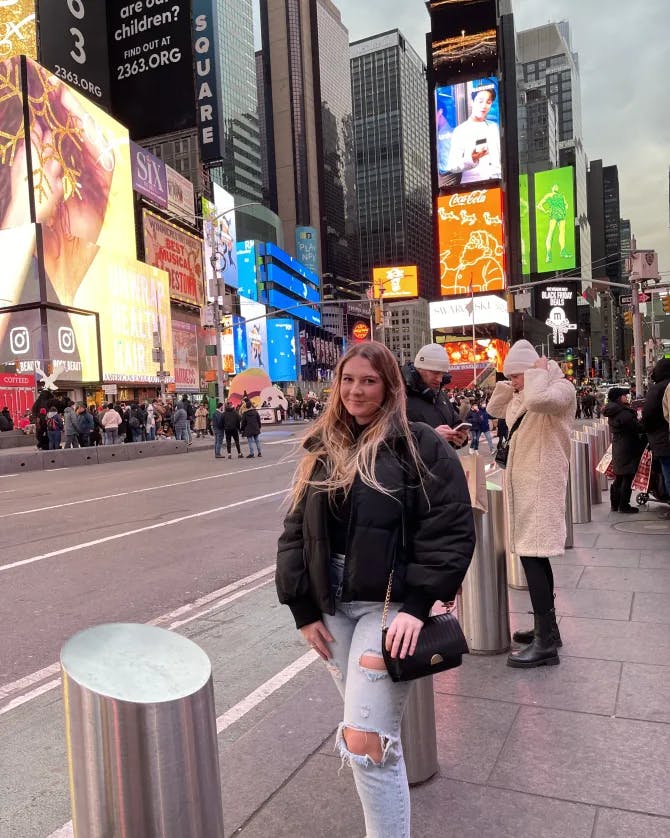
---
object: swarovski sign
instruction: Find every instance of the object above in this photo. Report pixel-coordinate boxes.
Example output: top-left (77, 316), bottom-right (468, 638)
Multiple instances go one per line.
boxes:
top-left (429, 294), bottom-right (509, 329)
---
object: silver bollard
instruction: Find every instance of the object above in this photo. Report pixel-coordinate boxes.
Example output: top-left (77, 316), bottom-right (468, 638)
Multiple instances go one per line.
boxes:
top-left (457, 480), bottom-right (511, 653)
top-left (581, 427), bottom-right (603, 505)
top-left (497, 471), bottom-right (527, 590)
top-left (61, 623), bottom-right (225, 838)
top-left (565, 467), bottom-right (574, 549)
top-left (401, 679), bottom-right (438, 785)
top-left (570, 436), bottom-right (592, 523)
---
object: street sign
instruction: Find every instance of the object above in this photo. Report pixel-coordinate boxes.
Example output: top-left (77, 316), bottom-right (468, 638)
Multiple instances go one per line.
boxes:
top-left (102, 385), bottom-right (118, 395)
top-left (619, 294), bottom-right (632, 305)
top-left (637, 292), bottom-right (650, 303)
top-left (156, 371), bottom-right (170, 379)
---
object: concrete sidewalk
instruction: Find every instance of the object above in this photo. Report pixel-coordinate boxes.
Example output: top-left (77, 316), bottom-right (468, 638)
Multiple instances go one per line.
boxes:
top-left (225, 489), bottom-right (670, 838)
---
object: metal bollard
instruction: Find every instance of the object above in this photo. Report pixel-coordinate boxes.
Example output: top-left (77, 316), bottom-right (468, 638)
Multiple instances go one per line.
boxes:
top-left (401, 679), bottom-right (438, 785)
top-left (496, 471), bottom-right (527, 590)
top-left (580, 427), bottom-right (603, 505)
top-left (565, 466), bottom-right (574, 549)
top-left (570, 436), bottom-right (592, 523)
top-left (61, 623), bottom-right (225, 838)
top-left (457, 480), bottom-right (511, 653)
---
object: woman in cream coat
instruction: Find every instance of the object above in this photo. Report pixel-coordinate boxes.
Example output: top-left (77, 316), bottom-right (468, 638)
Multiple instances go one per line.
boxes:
top-left (488, 340), bottom-right (576, 668)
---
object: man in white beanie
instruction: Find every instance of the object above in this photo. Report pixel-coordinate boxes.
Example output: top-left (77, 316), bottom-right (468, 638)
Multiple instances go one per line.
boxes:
top-left (401, 344), bottom-right (469, 448)
top-left (487, 339), bottom-right (576, 668)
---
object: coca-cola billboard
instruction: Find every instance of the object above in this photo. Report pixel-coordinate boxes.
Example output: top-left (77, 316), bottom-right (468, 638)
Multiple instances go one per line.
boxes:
top-left (437, 187), bottom-right (505, 296)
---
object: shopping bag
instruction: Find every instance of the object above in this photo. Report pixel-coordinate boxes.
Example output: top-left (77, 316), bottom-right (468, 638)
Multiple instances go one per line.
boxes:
top-left (605, 462), bottom-right (616, 481)
top-left (596, 445), bottom-right (613, 475)
top-left (631, 447), bottom-right (653, 492)
top-left (459, 452), bottom-right (488, 513)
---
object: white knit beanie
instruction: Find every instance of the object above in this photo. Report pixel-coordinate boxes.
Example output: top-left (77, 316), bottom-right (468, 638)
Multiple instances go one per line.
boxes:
top-left (503, 339), bottom-right (540, 376)
top-left (414, 344), bottom-right (450, 373)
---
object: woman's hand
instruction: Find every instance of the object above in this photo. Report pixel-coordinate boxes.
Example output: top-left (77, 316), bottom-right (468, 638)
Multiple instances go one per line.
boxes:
top-left (299, 620), bottom-right (333, 661)
top-left (385, 613), bottom-right (424, 659)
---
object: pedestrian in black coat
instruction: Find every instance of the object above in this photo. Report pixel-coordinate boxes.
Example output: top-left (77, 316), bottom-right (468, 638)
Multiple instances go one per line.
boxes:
top-left (603, 388), bottom-right (645, 513)
top-left (240, 400), bottom-right (262, 458)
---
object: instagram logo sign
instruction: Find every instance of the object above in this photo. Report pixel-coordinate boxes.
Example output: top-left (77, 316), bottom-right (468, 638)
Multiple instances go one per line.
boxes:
top-left (58, 326), bottom-right (76, 354)
top-left (10, 327), bottom-right (30, 355)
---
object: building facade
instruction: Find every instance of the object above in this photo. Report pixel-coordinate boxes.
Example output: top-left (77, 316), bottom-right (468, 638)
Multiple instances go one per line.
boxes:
top-left (383, 298), bottom-right (431, 366)
top-left (259, 0), bottom-right (359, 295)
top-left (517, 21), bottom-right (592, 282)
top-left (350, 30), bottom-right (434, 300)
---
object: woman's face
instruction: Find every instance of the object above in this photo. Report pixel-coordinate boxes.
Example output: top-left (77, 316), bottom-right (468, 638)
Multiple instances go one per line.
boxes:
top-left (340, 356), bottom-right (385, 425)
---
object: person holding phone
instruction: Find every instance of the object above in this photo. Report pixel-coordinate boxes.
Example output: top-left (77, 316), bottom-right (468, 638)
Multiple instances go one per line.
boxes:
top-left (401, 344), bottom-right (469, 449)
top-left (446, 86), bottom-right (501, 184)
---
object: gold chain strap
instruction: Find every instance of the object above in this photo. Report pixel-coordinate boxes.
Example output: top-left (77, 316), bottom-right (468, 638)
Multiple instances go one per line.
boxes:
top-left (381, 567), bottom-right (394, 631)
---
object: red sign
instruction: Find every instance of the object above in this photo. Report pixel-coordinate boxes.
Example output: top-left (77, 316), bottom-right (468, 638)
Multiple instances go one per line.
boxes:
top-left (637, 292), bottom-right (649, 303)
top-left (142, 209), bottom-right (204, 307)
top-left (352, 321), bottom-right (370, 341)
top-left (0, 373), bottom-right (35, 388)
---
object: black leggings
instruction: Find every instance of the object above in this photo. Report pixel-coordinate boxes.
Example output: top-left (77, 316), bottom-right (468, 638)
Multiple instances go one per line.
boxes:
top-left (610, 474), bottom-right (633, 510)
top-left (520, 556), bottom-right (555, 614)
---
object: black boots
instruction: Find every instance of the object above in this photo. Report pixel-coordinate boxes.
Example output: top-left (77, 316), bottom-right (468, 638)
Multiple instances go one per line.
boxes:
top-left (512, 608), bottom-right (562, 647)
top-left (508, 611), bottom-right (560, 668)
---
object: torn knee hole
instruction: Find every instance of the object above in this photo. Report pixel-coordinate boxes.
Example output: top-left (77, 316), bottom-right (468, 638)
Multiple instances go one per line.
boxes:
top-left (342, 726), bottom-right (384, 760)
top-left (359, 653), bottom-right (386, 671)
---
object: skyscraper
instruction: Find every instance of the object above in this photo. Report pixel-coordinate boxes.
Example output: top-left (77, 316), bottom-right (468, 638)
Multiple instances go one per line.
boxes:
top-left (259, 0), bottom-right (359, 293)
top-left (144, 0), bottom-right (262, 203)
top-left (517, 21), bottom-right (592, 281)
top-left (350, 30), bottom-right (434, 299)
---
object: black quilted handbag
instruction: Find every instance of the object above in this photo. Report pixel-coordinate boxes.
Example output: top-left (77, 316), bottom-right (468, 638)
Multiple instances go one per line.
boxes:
top-left (381, 568), bottom-right (469, 683)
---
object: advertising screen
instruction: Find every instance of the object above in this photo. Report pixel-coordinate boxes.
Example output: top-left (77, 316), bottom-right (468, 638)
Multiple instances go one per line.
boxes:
top-left (437, 187), bottom-right (505, 296)
top-left (372, 266), bottom-right (419, 300)
top-left (24, 57), bottom-right (136, 286)
top-left (435, 77), bottom-right (500, 192)
top-left (266, 263), bottom-right (320, 304)
top-left (265, 241), bottom-right (319, 285)
top-left (442, 338), bottom-right (508, 373)
top-left (167, 166), bottom-right (195, 226)
top-left (203, 184), bottom-right (238, 292)
top-left (267, 319), bottom-right (297, 382)
top-left (0, 0), bottom-right (37, 60)
top-left (430, 0), bottom-right (497, 81)
top-left (45, 308), bottom-right (100, 382)
top-left (37, 0), bottom-right (111, 108)
top-left (172, 318), bottom-right (200, 391)
top-left (0, 225), bottom-right (40, 310)
top-left (0, 58), bottom-right (31, 230)
top-left (131, 142), bottom-right (168, 208)
top-left (533, 166), bottom-right (576, 274)
top-left (239, 296), bottom-right (269, 371)
top-left (142, 210), bottom-right (204, 307)
top-left (0, 306), bottom-right (43, 369)
top-left (534, 283), bottom-right (579, 348)
top-left (295, 226), bottom-right (319, 275)
top-left (106, 0), bottom-right (195, 139)
top-left (236, 240), bottom-right (258, 301)
top-left (429, 294), bottom-right (509, 330)
top-left (266, 288), bottom-right (321, 326)
top-left (519, 173), bottom-right (531, 276)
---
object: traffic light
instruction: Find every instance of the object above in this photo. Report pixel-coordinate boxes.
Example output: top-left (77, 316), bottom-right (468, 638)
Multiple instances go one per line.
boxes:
top-left (623, 311), bottom-right (634, 327)
top-left (662, 295), bottom-right (670, 314)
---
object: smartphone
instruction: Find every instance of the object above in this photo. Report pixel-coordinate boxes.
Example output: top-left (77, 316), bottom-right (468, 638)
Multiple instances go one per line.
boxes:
top-left (475, 138), bottom-right (488, 153)
top-left (454, 422), bottom-right (472, 431)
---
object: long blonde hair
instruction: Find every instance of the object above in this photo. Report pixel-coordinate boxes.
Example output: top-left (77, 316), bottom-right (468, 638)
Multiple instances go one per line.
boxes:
top-left (288, 342), bottom-right (425, 511)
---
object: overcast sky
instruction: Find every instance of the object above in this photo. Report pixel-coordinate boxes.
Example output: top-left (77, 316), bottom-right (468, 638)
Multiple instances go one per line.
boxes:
top-left (253, 0), bottom-right (670, 275)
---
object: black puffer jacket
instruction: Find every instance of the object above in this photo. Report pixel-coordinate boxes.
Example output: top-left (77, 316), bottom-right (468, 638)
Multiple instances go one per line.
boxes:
top-left (602, 400), bottom-right (645, 475)
top-left (276, 422), bottom-right (476, 628)
top-left (401, 363), bottom-right (463, 442)
top-left (241, 407), bottom-right (261, 436)
top-left (641, 359), bottom-right (670, 458)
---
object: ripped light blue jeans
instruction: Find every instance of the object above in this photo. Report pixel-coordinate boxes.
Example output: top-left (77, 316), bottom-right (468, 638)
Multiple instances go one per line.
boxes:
top-left (322, 556), bottom-right (413, 838)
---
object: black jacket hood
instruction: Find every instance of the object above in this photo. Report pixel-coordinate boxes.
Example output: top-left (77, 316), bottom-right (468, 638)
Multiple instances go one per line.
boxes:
top-left (401, 362), bottom-right (436, 403)
top-left (650, 358), bottom-right (670, 384)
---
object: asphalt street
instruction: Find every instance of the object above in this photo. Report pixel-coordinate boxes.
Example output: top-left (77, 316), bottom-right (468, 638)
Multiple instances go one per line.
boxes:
top-left (0, 429), bottom-right (315, 838)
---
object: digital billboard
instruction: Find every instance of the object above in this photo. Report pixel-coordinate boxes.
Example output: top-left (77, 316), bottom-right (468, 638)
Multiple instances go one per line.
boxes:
top-left (267, 319), bottom-right (297, 382)
top-left (266, 288), bottom-right (321, 327)
top-left (236, 240), bottom-right (259, 301)
top-left (142, 210), bottom-right (204, 307)
top-left (0, 225), bottom-right (40, 311)
top-left (167, 167), bottom-right (195, 226)
top-left (0, 306), bottom-right (42, 369)
top-left (519, 173), bottom-right (531, 276)
top-left (372, 266), bottom-right (419, 300)
top-left (295, 226), bottom-right (319, 275)
top-left (442, 338), bottom-right (508, 373)
top-left (266, 263), bottom-right (320, 304)
top-left (534, 166), bottom-right (576, 274)
top-left (435, 77), bottom-right (500, 192)
top-left (437, 187), bottom-right (505, 296)
top-left (534, 284), bottom-right (579, 348)
top-left (131, 142), bottom-right (168, 208)
top-left (265, 242), bottom-right (319, 285)
top-left (106, 0), bottom-right (195, 139)
top-left (430, 0), bottom-right (497, 81)
top-left (203, 184), bottom-right (238, 292)
top-left (429, 294), bottom-right (509, 330)
top-left (172, 318), bottom-right (200, 391)
top-left (0, 58), bottom-right (31, 230)
top-left (0, 1), bottom-right (37, 60)
top-left (37, 0), bottom-right (111, 108)
top-left (239, 296), bottom-right (269, 371)
top-left (45, 308), bottom-right (100, 382)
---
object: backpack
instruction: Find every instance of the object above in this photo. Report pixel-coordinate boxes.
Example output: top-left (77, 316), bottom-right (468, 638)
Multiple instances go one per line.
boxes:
top-left (47, 415), bottom-right (60, 431)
